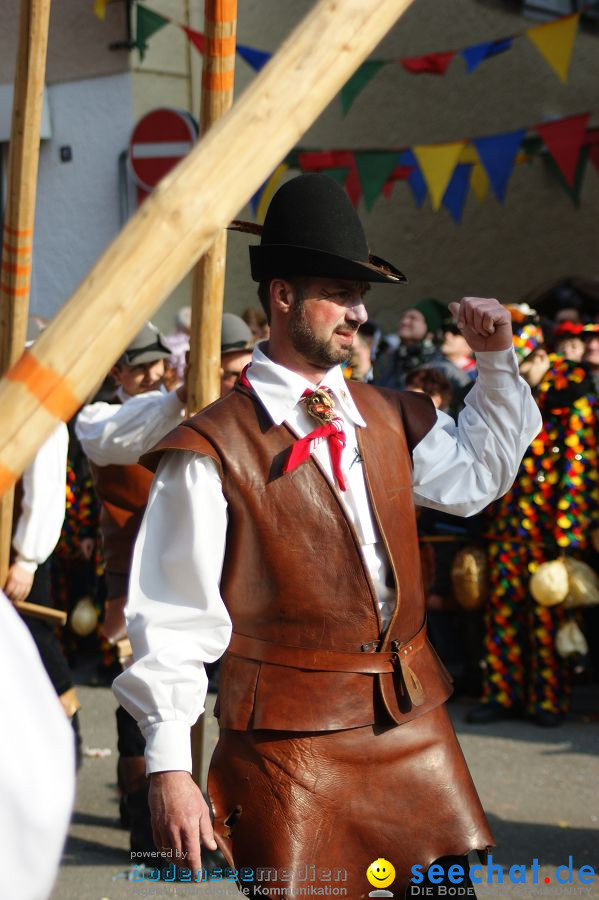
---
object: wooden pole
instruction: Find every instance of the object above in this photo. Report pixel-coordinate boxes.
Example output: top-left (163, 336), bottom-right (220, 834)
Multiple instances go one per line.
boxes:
top-left (0, 0), bottom-right (52, 587)
top-left (188, 0), bottom-right (238, 788)
top-left (0, 0), bottom-right (416, 494)
top-left (14, 600), bottom-right (67, 625)
top-left (187, 0), bottom-right (238, 416)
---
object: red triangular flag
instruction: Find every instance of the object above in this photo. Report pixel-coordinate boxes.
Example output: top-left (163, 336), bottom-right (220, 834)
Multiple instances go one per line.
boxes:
top-left (181, 25), bottom-right (205, 54)
top-left (535, 113), bottom-right (590, 188)
top-left (400, 51), bottom-right (455, 75)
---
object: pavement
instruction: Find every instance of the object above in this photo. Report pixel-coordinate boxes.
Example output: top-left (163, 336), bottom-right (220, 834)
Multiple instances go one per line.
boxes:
top-left (49, 678), bottom-right (599, 900)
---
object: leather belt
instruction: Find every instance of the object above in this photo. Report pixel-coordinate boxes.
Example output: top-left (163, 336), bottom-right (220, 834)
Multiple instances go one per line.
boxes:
top-left (227, 621), bottom-right (427, 677)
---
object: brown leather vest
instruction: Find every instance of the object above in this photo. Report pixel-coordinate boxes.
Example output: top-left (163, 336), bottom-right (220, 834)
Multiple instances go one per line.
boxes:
top-left (143, 380), bottom-right (454, 732)
top-left (89, 461), bottom-right (153, 576)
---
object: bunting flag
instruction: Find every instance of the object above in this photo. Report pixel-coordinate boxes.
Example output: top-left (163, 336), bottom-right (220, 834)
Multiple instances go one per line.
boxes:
top-left (526, 13), bottom-right (579, 83)
top-left (354, 152), bottom-right (400, 210)
top-left (470, 163), bottom-right (490, 203)
top-left (473, 129), bottom-right (527, 202)
top-left (180, 25), bottom-right (205, 55)
top-left (236, 43), bottom-right (272, 71)
top-left (413, 142), bottom-right (465, 210)
top-left (251, 163), bottom-right (289, 221)
top-left (442, 163), bottom-right (473, 223)
top-left (253, 113), bottom-right (597, 223)
top-left (400, 51), bottom-right (455, 75)
top-left (544, 147), bottom-right (588, 207)
top-left (136, 4), bottom-right (169, 61)
top-left (341, 61), bottom-right (387, 116)
top-left (461, 37), bottom-right (513, 74)
top-left (93, 0), bottom-right (106, 21)
top-left (535, 113), bottom-right (590, 187)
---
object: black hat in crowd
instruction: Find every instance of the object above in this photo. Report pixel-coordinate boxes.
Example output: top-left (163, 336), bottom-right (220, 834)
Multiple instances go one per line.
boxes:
top-left (249, 173), bottom-right (407, 286)
top-left (123, 322), bottom-right (173, 365)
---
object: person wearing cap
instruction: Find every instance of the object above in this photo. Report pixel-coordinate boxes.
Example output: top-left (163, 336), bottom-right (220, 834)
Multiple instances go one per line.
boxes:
top-left (219, 313), bottom-right (254, 397)
top-left (375, 299), bottom-right (472, 412)
top-left (467, 306), bottom-right (598, 728)
top-left (552, 321), bottom-right (586, 362)
top-left (114, 174), bottom-right (541, 896)
top-left (76, 321), bottom-right (187, 854)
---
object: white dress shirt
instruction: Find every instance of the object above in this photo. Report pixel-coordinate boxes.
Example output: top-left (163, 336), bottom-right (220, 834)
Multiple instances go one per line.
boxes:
top-left (75, 388), bottom-right (186, 467)
top-left (12, 423), bottom-right (68, 573)
top-left (113, 344), bottom-right (541, 774)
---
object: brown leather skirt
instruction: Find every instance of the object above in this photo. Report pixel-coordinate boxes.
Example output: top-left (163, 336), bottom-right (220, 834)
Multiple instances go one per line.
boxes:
top-left (208, 704), bottom-right (494, 898)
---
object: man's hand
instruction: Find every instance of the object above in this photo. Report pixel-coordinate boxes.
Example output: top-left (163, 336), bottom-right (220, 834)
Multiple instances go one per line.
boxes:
top-left (448, 297), bottom-right (512, 353)
top-left (4, 563), bottom-right (35, 604)
top-left (102, 595), bottom-right (128, 643)
top-left (149, 771), bottom-right (217, 873)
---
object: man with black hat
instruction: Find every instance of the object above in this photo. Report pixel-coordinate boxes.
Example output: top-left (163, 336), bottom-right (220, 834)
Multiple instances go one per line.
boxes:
top-left (114, 174), bottom-right (541, 897)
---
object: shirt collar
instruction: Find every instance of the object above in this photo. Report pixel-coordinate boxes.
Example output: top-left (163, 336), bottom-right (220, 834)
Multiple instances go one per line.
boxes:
top-left (246, 341), bottom-right (367, 428)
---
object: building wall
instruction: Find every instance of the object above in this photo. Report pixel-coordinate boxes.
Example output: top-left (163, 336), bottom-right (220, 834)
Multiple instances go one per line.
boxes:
top-left (29, 73), bottom-right (134, 321)
top-left (0, 2), bottom-right (129, 85)
top-left (129, 0), bottom-right (599, 334)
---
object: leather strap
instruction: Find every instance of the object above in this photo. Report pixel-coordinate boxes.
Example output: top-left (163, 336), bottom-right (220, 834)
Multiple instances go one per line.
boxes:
top-left (228, 622), bottom-right (427, 675)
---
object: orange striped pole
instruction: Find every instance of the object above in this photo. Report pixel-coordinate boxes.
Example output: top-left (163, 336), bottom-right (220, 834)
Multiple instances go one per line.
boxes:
top-left (187, 0), bottom-right (238, 415)
top-left (0, 0), bottom-right (52, 587)
top-left (187, 0), bottom-right (238, 789)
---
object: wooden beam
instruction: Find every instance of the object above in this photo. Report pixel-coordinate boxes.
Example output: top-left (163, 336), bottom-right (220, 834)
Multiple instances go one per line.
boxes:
top-left (0, 0), bottom-right (416, 492)
top-left (0, 0), bottom-right (52, 585)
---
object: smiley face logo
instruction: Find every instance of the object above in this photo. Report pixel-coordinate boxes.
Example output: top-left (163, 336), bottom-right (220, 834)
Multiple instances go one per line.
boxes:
top-left (367, 858), bottom-right (396, 889)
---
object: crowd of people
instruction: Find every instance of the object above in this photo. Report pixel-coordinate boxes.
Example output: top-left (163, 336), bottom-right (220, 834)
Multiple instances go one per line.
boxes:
top-left (3, 175), bottom-right (598, 898)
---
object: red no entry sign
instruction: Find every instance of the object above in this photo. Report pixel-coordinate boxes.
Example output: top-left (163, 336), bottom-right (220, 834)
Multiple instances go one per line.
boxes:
top-left (128, 108), bottom-right (198, 193)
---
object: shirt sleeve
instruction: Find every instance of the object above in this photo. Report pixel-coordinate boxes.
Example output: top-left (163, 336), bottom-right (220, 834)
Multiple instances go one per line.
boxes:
top-left (112, 451), bottom-right (232, 775)
top-left (12, 423), bottom-right (69, 571)
top-left (412, 347), bottom-right (542, 517)
top-left (74, 390), bottom-right (185, 466)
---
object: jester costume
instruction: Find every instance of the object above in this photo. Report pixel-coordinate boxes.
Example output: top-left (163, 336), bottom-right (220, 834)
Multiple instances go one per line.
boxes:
top-left (481, 355), bottom-right (598, 719)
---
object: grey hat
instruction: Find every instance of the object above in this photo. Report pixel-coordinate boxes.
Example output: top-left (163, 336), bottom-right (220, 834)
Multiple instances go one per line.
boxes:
top-left (123, 322), bottom-right (173, 365)
top-left (221, 313), bottom-right (253, 355)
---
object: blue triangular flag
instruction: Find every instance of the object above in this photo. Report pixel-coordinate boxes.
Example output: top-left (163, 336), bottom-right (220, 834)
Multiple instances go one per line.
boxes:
top-left (473, 129), bottom-right (526, 202)
top-left (236, 43), bottom-right (272, 71)
top-left (461, 37), bottom-right (513, 74)
top-left (442, 163), bottom-right (472, 223)
top-left (399, 149), bottom-right (427, 207)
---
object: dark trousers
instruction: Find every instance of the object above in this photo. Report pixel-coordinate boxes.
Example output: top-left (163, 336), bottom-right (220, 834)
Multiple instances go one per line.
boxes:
top-left (22, 561), bottom-right (73, 696)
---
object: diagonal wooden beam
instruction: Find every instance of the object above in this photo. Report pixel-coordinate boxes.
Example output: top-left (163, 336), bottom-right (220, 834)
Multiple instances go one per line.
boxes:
top-left (0, 0), bottom-right (415, 494)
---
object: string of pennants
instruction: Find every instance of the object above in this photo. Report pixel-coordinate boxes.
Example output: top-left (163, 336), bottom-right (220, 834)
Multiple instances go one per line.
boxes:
top-left (94, 2), bottom-right (584, 100)
top-left (249, 116), bottom-right (599, 224)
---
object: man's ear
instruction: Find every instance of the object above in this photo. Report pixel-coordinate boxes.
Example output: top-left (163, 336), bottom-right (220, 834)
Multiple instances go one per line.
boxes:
top-left (270, 279), bottom-right (293, 315)
top-left (109, 365), bottom-right (122, 385)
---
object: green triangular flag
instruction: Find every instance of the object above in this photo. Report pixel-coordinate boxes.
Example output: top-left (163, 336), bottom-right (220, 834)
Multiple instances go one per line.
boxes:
top-left (340, 61), bottom-right (387, 116)
top-left (136, 3), bottom-right (169, 61)
top-left (544, 146), bottom-right (588, 207)
top-left (354, 152), bottom-right (399, 211)
top-left (323, 167), bottom-right (350, 187)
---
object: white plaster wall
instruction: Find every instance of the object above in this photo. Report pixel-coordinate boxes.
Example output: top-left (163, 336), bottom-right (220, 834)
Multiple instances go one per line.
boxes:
top-left (29, 73), bottom-right (134, 321)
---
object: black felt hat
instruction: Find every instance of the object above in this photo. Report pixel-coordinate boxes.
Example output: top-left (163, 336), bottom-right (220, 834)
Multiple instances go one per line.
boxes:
top-left (249, 173), bottom-right (407, 285)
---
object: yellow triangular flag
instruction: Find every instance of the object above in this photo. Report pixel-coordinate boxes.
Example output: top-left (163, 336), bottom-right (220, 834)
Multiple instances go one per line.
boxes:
top-left (94, 0), bottom-right (106, 20)
top-left (413, 142), bottom-right (465, 211)
top-left (526, 13), bottom-right (579, 83)
top-left (256, 164), bottom-right (289, 222)
top-left (470, 163), bottom-right (489, 203)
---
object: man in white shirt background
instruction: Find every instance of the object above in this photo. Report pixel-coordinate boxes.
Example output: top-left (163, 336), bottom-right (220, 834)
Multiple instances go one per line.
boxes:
top-left (76, 323), bottom-right (187, 854)
top-left (114, 174), bottom-right (542, 897)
